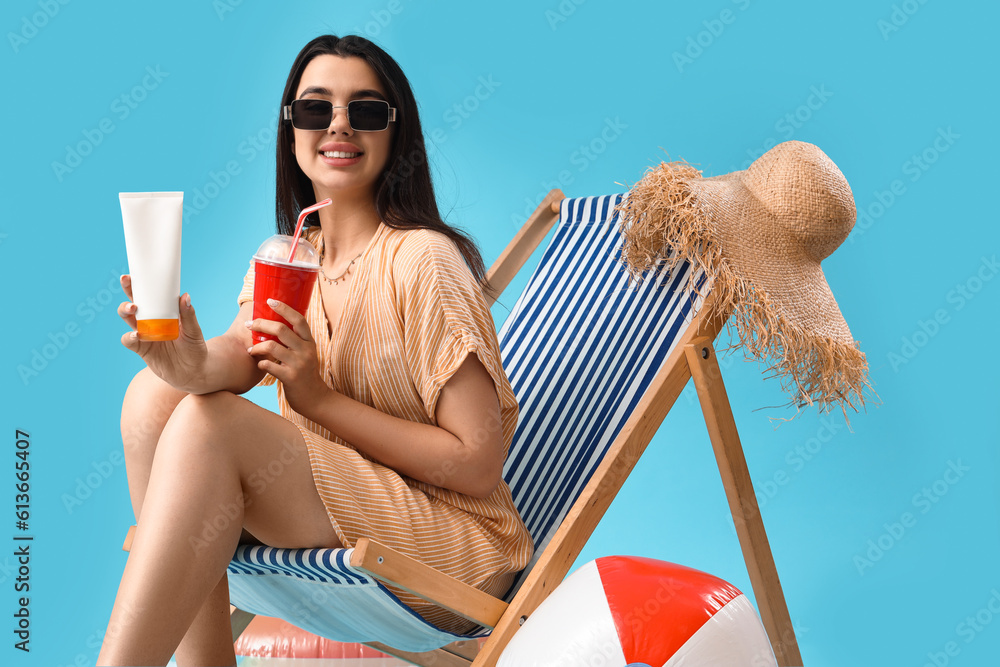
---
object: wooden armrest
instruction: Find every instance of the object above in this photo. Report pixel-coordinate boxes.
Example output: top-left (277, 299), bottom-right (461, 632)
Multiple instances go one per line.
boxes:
top-left (350, 538), bottom-right (508, 629)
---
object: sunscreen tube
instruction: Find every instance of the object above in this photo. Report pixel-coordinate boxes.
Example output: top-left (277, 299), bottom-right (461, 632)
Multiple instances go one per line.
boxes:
top-left (119, 192), bottom-right (183, 341)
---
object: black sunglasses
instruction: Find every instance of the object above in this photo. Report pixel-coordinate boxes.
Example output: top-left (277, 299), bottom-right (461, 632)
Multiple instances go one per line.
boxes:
top-left (282, 99), bottom-right (397, 132)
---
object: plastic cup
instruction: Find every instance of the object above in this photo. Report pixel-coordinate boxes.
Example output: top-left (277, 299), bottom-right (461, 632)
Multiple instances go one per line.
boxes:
top-left (251, 234), bottom-right (320, 345)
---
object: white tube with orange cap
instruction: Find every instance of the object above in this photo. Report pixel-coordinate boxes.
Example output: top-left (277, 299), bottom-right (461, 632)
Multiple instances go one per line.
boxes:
top-left (119, 191), bottom-right (183, 341)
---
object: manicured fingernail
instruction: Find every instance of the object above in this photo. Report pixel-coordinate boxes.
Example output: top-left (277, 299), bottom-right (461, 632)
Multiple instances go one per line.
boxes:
top-left (247, 347), bottom-right (253, 353)
top-left (245, 319), bottom-right (252, 328)
top-left (130, 331), bottom-right (138, 339)
top-left (267, 298), bottom-right (278, 307)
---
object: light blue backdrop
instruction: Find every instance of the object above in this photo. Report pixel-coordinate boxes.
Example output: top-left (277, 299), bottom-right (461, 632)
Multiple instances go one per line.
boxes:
top-left (2, 1), bottom-right (997, 665)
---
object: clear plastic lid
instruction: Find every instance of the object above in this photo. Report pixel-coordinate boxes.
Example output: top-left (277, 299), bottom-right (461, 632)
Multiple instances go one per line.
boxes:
top-left (253, 234), bottom-right (320, 268)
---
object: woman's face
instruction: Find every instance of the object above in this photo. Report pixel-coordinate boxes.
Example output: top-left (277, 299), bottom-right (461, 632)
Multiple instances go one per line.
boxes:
top-left (291, 54), bottom-right (394, 202)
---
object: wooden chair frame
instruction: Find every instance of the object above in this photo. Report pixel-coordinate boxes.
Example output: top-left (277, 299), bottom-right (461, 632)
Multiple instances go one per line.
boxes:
top-left (123, 188), bottom-right (803, 666)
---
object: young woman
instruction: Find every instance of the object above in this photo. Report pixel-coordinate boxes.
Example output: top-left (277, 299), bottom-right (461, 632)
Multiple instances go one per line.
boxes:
top-left (98, 35), bottom-right (532, 666)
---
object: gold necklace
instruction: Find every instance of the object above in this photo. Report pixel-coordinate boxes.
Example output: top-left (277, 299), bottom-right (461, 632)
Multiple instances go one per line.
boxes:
top-left (318, 252), bottom-right (362, 286)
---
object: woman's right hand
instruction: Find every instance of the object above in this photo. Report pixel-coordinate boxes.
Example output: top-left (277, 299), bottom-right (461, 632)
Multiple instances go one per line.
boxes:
top-left (118, 274), bottom-right (210, 392)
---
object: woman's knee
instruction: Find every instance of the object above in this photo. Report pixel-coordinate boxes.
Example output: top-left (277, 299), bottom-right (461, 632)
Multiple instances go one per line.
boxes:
top-left (158, 390), bottom-right (246, 455)
top-left (161, 392), bottom-right (309, 493)
top-left (121, 368), bottom-right (187, 462)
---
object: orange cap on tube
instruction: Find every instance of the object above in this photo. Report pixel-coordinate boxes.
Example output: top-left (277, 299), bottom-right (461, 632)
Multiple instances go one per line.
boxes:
top-left (137, 319), bottom-right (179, 341)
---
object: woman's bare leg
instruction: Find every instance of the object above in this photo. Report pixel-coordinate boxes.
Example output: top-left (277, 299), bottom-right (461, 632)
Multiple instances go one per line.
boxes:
top-left (121, 368), bottom-right (185, 521)
top-left (105, 384), bottom-right (340, 665)
top-left (121, 369), bottom-right (247, 665)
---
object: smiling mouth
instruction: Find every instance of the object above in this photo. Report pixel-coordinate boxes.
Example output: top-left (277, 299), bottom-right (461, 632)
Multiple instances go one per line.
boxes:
top-left (321, 150), bottom-right (362, 158)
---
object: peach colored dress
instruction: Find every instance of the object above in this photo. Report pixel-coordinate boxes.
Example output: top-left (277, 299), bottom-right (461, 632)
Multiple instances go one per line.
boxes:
top-left (238, 224), bottom-right (532, 633)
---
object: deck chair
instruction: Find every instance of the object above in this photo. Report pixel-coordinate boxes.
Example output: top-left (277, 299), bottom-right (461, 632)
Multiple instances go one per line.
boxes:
top-left (123, 190), bottom-right (803, 666)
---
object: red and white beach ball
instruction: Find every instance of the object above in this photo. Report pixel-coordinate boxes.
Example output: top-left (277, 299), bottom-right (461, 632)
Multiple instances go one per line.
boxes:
top-left (499, 556), bottom-right (777, 666)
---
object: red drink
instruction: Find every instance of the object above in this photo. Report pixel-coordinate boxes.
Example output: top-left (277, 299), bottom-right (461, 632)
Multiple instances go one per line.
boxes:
top-left (252, 259), bottom-right (319, 345)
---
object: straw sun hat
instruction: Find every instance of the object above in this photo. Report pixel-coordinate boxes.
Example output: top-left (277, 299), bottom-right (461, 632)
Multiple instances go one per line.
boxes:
top-left (616, 140), bottom-right (873, 417)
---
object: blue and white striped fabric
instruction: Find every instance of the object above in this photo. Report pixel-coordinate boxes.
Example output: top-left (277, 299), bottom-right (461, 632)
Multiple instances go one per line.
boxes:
top-left (227, 194), bottom-right (706, 649)
top-left (498, 194), bottom-right (704, 594)
top-left (227, 544), bottom-right (466, 650)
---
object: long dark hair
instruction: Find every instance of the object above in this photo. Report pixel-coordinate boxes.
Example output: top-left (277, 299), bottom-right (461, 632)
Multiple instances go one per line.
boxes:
top-left (275, 35), bottom-right (490, 292)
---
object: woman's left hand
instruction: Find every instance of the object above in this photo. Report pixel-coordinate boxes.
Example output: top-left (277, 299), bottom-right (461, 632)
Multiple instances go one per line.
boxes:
top-left (247, 299), bottom-right (330, 416)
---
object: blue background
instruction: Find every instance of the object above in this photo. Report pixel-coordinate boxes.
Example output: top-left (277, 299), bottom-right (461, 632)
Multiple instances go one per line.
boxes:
top-left (2, 1), bottom-right (997, 665)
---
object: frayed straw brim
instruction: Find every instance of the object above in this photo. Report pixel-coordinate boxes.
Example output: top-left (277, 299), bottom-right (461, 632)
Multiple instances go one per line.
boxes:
top-left (615, 142), bottom-right (874, 418)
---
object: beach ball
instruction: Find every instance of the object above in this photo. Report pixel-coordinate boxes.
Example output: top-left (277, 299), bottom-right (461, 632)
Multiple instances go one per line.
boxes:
top-left (498, 556), bottom-right (777, 666)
